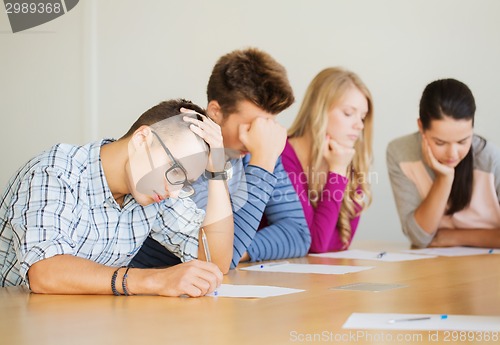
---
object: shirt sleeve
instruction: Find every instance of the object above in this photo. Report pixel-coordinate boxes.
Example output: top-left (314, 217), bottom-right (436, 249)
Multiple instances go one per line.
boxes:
top-left (309, 173), bottom-right (357, 252)
top-left (242, 157), bottom-right (311, 264)
top-left (150, 197), bottom-right (205, 263)
top-left (281, 144), bottom-right (358, 252)
top-left (10, 167), bottom-right (79, 285)
top-left (386, 139), bottom-right (434, 247)
top-left (481, 140), bottom-right (500, 203)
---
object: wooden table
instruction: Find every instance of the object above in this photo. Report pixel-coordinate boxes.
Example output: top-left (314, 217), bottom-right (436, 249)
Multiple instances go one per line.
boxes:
top-left (1, 242), bottom-right (499, 345)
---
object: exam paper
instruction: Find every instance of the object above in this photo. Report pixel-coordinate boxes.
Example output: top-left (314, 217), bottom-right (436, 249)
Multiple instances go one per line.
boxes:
top-left (310, 249), bottom-right (437, 262)
top-left (206, 284), bottom-right (304, 298)
top-left (342, 313), bottom-right (500, 331)
top-left (404, 247), bottom-right (499, 257)
top-left (240, 262), bottom-right (373, 274)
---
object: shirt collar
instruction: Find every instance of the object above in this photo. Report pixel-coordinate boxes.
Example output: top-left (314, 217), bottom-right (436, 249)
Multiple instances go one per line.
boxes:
top-left (88, 138), bottom-right (117, 208)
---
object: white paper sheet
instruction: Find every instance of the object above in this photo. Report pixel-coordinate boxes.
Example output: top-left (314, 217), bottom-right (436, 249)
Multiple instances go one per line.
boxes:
top-left (206, 284), bottom-right (304, 298)
top-left (404, 247), bottom-right (499, 257)
top-left (310, 249), bottom-right (437, 262)
top-left (240, 262), bottom-right (373, 274)
top-left (342, 313), bottom-right (500, 331)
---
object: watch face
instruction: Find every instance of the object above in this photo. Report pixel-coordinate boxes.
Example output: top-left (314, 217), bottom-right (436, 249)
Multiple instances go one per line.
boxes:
top-left (204, 161), bottom-right (233, 180)
top-left (225, 161), bottom-right (233, 180)
top-left (204, 170), bottom-right (227, 180)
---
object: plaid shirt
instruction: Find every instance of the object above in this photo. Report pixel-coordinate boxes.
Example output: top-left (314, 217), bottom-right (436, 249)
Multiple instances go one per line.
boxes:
top-left (0, 139), bottom-right (204, 287)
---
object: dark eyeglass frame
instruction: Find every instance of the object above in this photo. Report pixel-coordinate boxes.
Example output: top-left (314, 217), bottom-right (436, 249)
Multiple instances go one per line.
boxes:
top-left (151, 130), bottom-right (194, 198)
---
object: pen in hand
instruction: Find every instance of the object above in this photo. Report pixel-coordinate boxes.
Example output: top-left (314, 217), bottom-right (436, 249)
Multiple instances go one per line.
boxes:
top-left (201, 228), bottom-right (217, 296)
top-left (201, 228), bottom-right (212, 262)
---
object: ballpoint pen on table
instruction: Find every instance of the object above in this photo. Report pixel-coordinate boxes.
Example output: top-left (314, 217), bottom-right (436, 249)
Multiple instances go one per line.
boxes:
top-left (388, 317), bottom-right (430, 324)
top-left (388, 315), bottom-right (448, 324)
top-left (259, 261), bottom-right (290, 269)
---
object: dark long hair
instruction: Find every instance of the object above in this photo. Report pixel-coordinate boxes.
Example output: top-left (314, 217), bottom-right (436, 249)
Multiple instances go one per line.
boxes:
top-left (419, 78), bottom-right (478, 215)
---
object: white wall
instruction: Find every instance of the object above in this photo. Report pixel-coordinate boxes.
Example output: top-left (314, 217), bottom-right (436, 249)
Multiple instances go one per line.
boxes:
top-left (2, 0), bottom-right (500, 244)
top-left (0, 2), bottom-right (85, 181)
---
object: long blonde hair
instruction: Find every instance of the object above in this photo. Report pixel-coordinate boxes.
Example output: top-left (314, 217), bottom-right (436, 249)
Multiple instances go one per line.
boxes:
top-left (288, 67), bottom-right (373, 248)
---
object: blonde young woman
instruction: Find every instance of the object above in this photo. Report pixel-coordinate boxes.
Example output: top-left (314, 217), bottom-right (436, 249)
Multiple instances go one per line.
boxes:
top-left (283, 67), bottom-right (373, 252)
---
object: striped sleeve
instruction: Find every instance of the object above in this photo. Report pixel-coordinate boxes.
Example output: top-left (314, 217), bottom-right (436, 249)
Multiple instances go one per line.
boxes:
top-left (238, 157), bottom-right (310, 266)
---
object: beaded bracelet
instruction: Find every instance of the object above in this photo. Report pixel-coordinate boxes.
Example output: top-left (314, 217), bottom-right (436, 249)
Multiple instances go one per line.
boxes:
top-left (122, 266), bottom-right (133, 296)
top-left (111, 266), bottom-right (125, 296)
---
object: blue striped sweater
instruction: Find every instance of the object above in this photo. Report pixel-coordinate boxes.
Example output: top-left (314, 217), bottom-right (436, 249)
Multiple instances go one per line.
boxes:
top-left (131, 156), bottom-right (310, 269)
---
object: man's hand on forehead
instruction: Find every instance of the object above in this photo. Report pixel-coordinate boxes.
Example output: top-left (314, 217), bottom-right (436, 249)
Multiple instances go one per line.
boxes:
top-left (183, 113), bottom-right (225, 172)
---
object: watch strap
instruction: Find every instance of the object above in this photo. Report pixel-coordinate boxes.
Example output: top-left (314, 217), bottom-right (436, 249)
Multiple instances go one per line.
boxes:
top-left (204, 170), bottom-right (228, 180)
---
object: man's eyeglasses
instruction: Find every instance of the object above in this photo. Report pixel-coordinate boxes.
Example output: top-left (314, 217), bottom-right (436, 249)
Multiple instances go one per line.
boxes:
top-left (151, 130), bottom-right (194, 198)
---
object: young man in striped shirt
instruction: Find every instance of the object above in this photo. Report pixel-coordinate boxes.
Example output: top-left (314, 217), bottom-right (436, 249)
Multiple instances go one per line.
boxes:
top-left (132, 48), bottom-right (311, 269)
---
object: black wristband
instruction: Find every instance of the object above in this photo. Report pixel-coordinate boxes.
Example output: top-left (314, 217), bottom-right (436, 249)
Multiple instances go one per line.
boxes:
top-left (111, 267), bottom-right (123, 296)
top-left (204, 170), bottom-right (228, 180)
top-left (122, 266), bottom-right (133, 296)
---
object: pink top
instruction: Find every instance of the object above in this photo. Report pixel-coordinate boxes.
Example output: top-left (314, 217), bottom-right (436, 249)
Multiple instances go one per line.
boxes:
top-left (281, 139), bottom-right (360, 252)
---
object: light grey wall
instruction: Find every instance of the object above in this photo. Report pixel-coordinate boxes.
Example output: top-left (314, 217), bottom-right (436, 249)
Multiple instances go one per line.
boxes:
top-left (0, 2), bottom-right (85, 183)
top-left (2, 0), bottom-right (500, 244)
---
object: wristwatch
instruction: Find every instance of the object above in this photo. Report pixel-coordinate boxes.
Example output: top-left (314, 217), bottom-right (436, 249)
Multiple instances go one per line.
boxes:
top-left (204, 170), bottom-right (228, 180)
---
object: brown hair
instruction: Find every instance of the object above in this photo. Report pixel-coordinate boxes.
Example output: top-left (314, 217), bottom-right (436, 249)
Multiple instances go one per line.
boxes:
top-left (121, 98), bottom-right (205, 138)
top-left (207, 48), bottom-right (294, 117)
